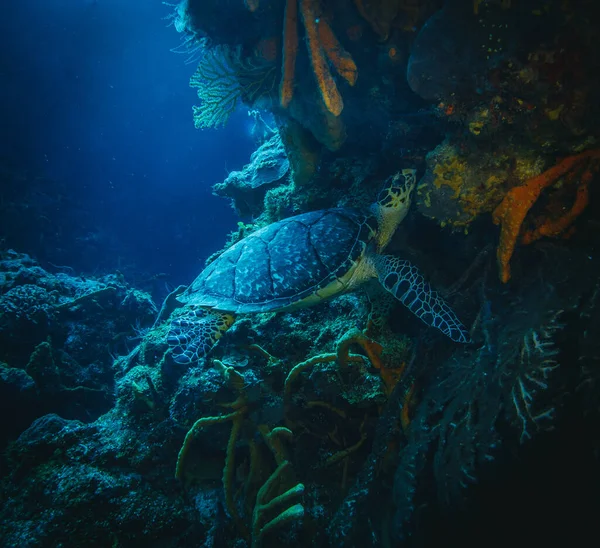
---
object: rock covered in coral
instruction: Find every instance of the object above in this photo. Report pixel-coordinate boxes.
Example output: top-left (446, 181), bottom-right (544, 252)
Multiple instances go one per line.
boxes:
top-left (1, 237), bottom-right (599, 548)
top-left (213, 132), bottom-right (290, 217)
top-left (0, 412), bottom-right (204, 547)
top-left (0, 250), bottom-right (158, 448)
top-left (408, 2), bottom-right (515, 101)
top-left (415, 137), bottom-right (545, 229)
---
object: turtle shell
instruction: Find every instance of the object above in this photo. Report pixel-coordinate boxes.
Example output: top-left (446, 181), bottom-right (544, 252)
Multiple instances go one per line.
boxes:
top-left (180, 208), bottom-right (378, 313)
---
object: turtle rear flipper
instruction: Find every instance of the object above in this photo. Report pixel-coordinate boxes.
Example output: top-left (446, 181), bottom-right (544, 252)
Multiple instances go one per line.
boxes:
top-left (373, 255), bottom-right (471, 343)
top-left (168, 308), bottom-right (235, 364)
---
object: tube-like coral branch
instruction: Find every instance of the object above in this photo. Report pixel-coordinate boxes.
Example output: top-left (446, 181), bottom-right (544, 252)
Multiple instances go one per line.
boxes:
top-left (317, 18), bottom-right (358, 86)
top-left (492, 149), bottom-right (600, 282)
top-left (300, 0), bottom-right (344, 116)
top-left (280, 0), bottom-right (299, 108)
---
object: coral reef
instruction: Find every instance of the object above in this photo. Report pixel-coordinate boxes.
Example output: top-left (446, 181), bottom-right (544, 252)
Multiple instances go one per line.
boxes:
top-left (325, 244), bottom-right (600, 546)
top-left (176, 0), bottom-right (600, 252)
top-left (174, 0), bottom-right (427, 153)
top-left (213, 132), bottom-right (290, 217)
top-left (389, 245), bottom-right (598, 542)
top-left (0, 412), bottom-right (202, 546)
top-left (2, 1), bottom-right (600, 546)
top-left (0, 250), bottom-right (157, 446)
top-left (1, 234), bottom-right (599, 547)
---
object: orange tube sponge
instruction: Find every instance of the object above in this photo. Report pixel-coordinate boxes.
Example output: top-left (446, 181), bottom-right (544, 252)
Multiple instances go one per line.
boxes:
top-left (280, 0), bottom-right (299, 108)
top-left (521, 171), bottom-right (591, 245)
top-left (317, 18), bottom-right (358, 86)
top-left (300, 0), bottom-right (344, 116)
top-left (400, 382), bottom-right (416, 432)
top-left (492, 149), bottom-right (600, 282)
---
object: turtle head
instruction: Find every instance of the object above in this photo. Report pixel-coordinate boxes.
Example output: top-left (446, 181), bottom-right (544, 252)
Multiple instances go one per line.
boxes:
top-left (371, 169), bottom-right (416, 251)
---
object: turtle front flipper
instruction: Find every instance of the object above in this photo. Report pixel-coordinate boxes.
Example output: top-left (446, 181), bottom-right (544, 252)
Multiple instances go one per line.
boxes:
top-left (168, 308), bottom-right (235, 364)
top-left (373, 255), bottom-right (471, 343)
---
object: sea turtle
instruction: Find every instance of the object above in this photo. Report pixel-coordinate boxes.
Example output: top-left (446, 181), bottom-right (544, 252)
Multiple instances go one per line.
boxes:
top-left (168, 169), bottom-right (470, 364)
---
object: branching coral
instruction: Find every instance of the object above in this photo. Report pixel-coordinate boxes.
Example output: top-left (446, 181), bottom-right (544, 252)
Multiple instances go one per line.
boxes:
top-left (338, 328), bottom-right (408, 396)
top-left (493, 148), bottom-right (600, 282)
top-left (251, 460), bottom-right (305, 548)
top-left (175, 360), bottom-right (304, 545)
top-left (326, 344), bottom-right (418, 546)
top-left (190, 45), bottom-right (276, 129)
top-left (510, 323), bottom-right (562, 443)
top-left (283, 327), bottom-right (403, 401)
top-left (276, 326), bottom-right (412, 499)
top-left (392, 284), bottom-right (566, 539)
top-left (175, 362), bottom-right (248, 526)
top-left (189, 46), bottom-right (243, 129)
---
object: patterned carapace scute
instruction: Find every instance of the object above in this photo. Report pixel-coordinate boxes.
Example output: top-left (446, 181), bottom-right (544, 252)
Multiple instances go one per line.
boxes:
top-left (180, 209), bottom-right (377, 313)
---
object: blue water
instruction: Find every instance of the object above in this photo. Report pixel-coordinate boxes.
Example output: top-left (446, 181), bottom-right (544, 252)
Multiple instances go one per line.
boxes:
top-left (0, 0), bottom-right (255, 284)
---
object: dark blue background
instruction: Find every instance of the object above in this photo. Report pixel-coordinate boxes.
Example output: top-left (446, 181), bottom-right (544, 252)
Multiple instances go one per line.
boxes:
top-left (0, 0), bottom-right (255, 285)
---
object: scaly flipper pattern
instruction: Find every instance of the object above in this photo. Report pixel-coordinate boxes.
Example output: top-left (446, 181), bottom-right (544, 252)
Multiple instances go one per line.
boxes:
top-left (373, 255), bottom-right (470, 343)
top-left (168, 308), bottom-right (235, 364)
